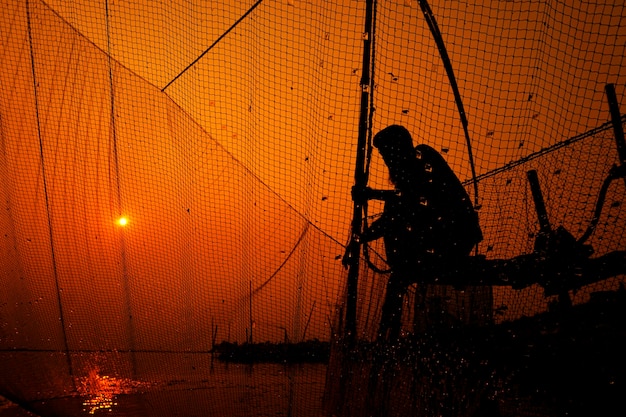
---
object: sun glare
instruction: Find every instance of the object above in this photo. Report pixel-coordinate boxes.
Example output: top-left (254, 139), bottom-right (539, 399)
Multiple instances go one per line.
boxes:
top-left (116, 216), bottom-right (129, 227)
top-left (78, 367), bottom-right (150, 414)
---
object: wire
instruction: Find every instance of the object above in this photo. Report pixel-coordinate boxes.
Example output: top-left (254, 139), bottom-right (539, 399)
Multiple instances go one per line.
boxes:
top-left (25, 0), bottom-right (75, 383)
top-left (162, 0), bottom-right (265, 91)
top-left (251, 223), bottom-right (310, 296)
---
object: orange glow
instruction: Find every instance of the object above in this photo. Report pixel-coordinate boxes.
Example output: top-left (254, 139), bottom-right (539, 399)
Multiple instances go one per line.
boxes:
top-left (1, 0), bottom-right (623, 349)
top-left (77, 368), bottom-right (153, 414)
top-left (78, 369), bottom-right (120, 414)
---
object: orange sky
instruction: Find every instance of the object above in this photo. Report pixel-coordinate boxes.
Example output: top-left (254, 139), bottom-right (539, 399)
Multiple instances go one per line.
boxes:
top-left (1, 0), bottom-right (625, 356)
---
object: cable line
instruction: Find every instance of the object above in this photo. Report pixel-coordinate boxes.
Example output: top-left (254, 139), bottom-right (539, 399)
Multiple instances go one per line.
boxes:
top-left (162, 0), bottom-right (265, 91)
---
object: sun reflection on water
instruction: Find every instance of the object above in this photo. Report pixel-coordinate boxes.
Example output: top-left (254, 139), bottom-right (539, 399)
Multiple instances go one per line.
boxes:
top-left (77, 368), bottom-right (151, 414)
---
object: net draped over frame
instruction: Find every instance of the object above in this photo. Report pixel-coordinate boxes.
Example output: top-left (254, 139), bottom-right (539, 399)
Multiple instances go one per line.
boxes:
top-left (1, 1), bottom-right (625, 416)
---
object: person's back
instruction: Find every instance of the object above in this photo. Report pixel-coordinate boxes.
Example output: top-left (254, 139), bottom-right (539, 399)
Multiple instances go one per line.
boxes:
top-left (370, 126), bottom-right (482, 277)
top-left (412, 143), bottom-right (482, 262)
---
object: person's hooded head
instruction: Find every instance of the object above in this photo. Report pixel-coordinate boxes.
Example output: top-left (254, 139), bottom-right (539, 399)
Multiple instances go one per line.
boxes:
top-left (373, 125), bottom-right (417, 187)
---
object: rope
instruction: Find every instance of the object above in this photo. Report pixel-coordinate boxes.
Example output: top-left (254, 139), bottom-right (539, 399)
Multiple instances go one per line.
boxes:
top-left (162, 0), bottom-right (265, 91)
top-left (25, 0), bottom-right (75, 382)
top-left (251, 222), bottom-right (310, 296)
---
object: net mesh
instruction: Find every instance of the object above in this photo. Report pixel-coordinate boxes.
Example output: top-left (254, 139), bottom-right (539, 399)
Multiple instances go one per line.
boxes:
top-left (1, 1), bottom-right (625, 416)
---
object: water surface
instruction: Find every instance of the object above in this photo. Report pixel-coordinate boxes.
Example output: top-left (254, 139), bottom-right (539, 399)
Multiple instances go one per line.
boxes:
top-left (1, 352), bottom-right (327, 417)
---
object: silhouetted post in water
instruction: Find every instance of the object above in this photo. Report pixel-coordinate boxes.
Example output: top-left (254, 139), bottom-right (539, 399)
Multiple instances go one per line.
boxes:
top-left (249, 281), bottom-right (253, 344)
top-left (332, 1), bottom-right (376, 414)
top-left (210, 318), bottom-right (218, 371)
top-left (605, 84), bottom-right (626, 188)
top-left (342, 0), bottom-right (376, 346)
top-left (527, 169), bottom-right (580, 309)
top-left (527, 170), bottom-right (552, 249)
top-left (356, 125), bottom-right (483, 341)
top-left (209, 317), bottom-right (216, 351)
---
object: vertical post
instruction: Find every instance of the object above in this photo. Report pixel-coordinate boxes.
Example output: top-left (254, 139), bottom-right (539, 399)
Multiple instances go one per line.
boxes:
top-left (249, 280), bottom-right (253, 344)
top-left (345, 0), bottom-right (376, 345)
top-left (527, 170), bottom-right (571, 308)
top-left (605, 83), bottom-right (626, 187)
top-left (527, 170), bottom-right (551, 236)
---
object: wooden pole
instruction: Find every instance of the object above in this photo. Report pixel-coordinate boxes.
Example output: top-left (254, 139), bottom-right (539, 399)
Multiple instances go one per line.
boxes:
top-left (249, 280), bottom-right (253, 344)
top-left (605, 83), bottom-right (626, 188)
top-left (344, 0), bottom-right (376, 345)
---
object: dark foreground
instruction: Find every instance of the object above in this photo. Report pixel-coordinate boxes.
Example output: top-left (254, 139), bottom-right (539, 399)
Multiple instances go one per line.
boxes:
top-left (325, 286), bottom-right (626, 417)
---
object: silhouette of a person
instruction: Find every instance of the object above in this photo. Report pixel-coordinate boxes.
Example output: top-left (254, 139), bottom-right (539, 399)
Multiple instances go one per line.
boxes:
top-left (356, 125), bottom-right (482, 341)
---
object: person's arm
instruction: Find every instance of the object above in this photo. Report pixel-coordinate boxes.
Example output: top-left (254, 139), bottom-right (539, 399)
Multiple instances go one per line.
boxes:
top-left (360, 204), bottom-right (392, 243)
top-left (352, 185), bottom-right (399, 204)
top-left (367, 188), bottom-right (400, 201)
top-left (361, 218), bottom-right (384, 242)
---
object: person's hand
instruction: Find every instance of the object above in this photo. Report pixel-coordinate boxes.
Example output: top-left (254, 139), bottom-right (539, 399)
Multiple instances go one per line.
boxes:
top-left (341, 234), bottom-right (361, 269)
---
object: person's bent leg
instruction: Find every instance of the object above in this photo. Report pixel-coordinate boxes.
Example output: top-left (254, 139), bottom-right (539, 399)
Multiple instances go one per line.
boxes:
top-left (377, 274), bottom-right (405, 342)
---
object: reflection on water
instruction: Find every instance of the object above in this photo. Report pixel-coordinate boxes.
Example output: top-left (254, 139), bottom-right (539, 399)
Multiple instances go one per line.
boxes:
top-left (76, 368), bottom-right (153, 414)
top-left (0, 352), bottom-right (327, 417)
top-left (78, 370), bottom-right (117, 414)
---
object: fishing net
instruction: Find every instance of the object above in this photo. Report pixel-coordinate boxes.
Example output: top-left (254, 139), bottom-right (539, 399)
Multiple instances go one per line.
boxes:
top-left (1, 1), bottom-right (624, 416)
